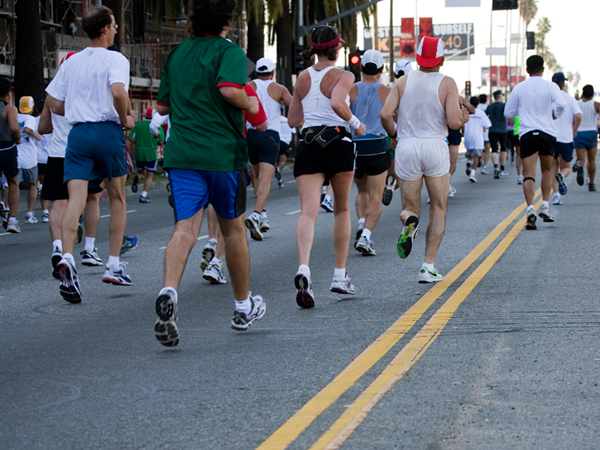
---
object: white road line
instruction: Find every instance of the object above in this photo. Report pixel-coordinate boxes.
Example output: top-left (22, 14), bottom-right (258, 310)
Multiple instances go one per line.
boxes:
top-left (0, 232), bottom-right (9, 236)
top-left (100, 210), bottom-right (137, 219)
top-left (286, 210), bottom-right (301, 215)
top-left (159, 234), bottom-right (208, 250)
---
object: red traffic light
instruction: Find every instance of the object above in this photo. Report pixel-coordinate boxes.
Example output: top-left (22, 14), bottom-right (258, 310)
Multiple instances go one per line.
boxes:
top-left (350, 55), bottom-right (360, 65)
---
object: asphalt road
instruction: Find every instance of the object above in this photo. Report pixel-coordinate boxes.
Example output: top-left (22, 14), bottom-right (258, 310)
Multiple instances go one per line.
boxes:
top-left (1, 156), bottom-right (599, 450)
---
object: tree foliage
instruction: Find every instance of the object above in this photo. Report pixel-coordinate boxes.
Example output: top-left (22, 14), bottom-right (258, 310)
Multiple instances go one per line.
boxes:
top-left (534, 17), bottom-right (562, 73)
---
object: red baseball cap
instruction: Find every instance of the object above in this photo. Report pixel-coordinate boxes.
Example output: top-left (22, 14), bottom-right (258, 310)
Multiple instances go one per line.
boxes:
top-left (416, 37), bottom-right (444, 68)
top-left (145, 108), bottom-right (154, 119)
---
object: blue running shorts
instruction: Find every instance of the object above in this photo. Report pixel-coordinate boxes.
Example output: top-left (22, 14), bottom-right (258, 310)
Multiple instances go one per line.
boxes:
top-left (64, 122), bottom-right (128, 182)
top-left (573, 130), bottom-right (598, 150)
top-left (137, 160), bottom-right (158, 173)
top-left (554, 142), bottom-right (574, 162)
top-left (169, 168), bottom-right (247, 221)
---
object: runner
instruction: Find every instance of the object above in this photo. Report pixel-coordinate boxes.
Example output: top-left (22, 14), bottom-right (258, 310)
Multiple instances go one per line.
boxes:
top-left (288, 25), bottom-right (365, 308)
top-left (381, 36), bottom-right (468, 283)
top-left (153, 0), bottom-right (265, 346)
top-left (17, 97), bottom-right (42, 224)
top-left (244, 57), bottom-right (292, 240)
top-left (447, 97), bottom-right (474, 197)
top-left (275, 116), bottom-right (295, 189)
top-left (0, 77), bottom-right (21, 233)
top-left (504, 55), bottom-right (566, 230)
top-left (349, 49), bottom-right (391, 256)
top-left (463, 95), bottom-right (491, 183)
top-left (486, 89), bottom-right (508, 179)
top-left (45, 5), bottom-right (135, 303)
top-left (478, 94), bottom-right (491, 173)
top-left (573, 84), bottom-right (600, 191)
top-left (551, 72), bottom-right (582, 205)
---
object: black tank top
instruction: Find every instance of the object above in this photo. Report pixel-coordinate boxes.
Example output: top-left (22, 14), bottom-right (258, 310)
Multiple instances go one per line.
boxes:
top-left (0, 100), bottom-right (15, 150)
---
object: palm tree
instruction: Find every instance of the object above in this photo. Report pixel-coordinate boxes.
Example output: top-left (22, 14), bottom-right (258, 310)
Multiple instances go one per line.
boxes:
top-left (518, 0), bottom-right (537, 30)
top-left (535, 17), bottom-right (561, 73)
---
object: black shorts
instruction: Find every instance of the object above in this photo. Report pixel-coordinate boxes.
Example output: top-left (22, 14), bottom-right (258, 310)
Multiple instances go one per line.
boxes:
top-left (0, 145), bottom-right (18, 179)
top-left (279, 140), bottom-right (291, 157)
top-left (41, 157), bottom-right (103, 201)
top-left (520, 130), bottom-right (556, 159)
top-left (38, 162), bottom-right (47, 177)
top-left (447, 128), bottom-right (462, 146)
top-left (294, 132), bottom-right (355, 184)
top-left (505, 132), bottom-right (516, 151)
top-left (355, 151), bottom-right (391, 179)
top-left (247, 129), bottom-right (280, 166)
top-left (489, 132), bottom-right (507, 153)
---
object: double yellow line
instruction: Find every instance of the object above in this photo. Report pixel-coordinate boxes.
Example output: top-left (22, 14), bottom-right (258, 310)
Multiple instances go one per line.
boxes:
top-left (257, 189), bottom-right (542, 450)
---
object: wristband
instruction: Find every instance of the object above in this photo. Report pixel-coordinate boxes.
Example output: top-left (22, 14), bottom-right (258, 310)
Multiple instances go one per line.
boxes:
top-left (346, 115), bottom-right (361, 130)
top-left (389, 132), bottom-right (397, 139)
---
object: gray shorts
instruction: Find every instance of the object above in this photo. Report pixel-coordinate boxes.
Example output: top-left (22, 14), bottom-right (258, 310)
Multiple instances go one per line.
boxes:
top-left (466, 148), bottom-right (483, 157)
top-left (20, 166), bottom-right (38, 183)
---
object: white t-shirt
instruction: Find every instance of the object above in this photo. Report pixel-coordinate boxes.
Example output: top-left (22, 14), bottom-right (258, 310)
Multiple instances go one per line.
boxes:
top-left (17, 113), bottom-right (38, 169)
top-left (463, 108), bottom-right (492, 150)
top-left (279, 117), bottom-right (295, 144)
top-left (504, 76), bottom-right (566, 138)
top-left (47, 112), bottom-right (72, 158)
top-left (45, 47), bottom-right (130, 126)
top-left (477, 103), bottom-right (489, 140)
top-left (34, 116), bottom-right (51, 164)
top-left (555, 91), bottom-right (582, 144)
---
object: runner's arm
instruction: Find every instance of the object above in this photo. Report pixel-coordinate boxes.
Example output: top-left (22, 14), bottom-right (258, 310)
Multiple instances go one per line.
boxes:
top-left (219, 86), bottom-right (259, 115)
top-left (281, 86), bottom-right (293, 108)
top-left (573, 112), bottom-right (582, 138)
top-left (287, 76), bottom-right (305, 128)
top-left (111, 82), bottom-right (134, 130)
top-left (331, 72), bottom-right (366, 136)
top-left (380, 84), bottom-right (400, 137)
top-left (443, 78), bottom-right (465, 130)
top-left (38, 98), bottom-right (53, 135)
top-left (46, 95), bottom-right (65, 116)
top-left (4, 104), bottom-right (20, 144)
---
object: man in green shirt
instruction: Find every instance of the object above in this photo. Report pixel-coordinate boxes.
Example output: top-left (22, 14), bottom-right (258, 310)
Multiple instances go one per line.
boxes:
top-left (128, 108), bottom-right (165, 203)
top-left (153, 0), bottom-right (265, 347)
top-left (486, 89), bottom-right (508, 178)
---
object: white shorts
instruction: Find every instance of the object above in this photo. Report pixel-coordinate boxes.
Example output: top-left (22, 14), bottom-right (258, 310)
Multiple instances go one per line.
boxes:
top-left (466, 148), bottom-right (483, 158)
top-left (394, 138), bottom-right (450, 181)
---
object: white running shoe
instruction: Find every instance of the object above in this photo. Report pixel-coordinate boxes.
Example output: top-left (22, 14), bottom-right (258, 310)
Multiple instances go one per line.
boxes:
top-left (538, 204), bottom-right (554, 222)
top-left (6, 220), bottom-right (20, 233)
top-left (320, 197), bottom-right (334, 213)
top-left (200, 240), bottom-right (217, 271)
top-left (418, 267), bottom-right (443, 283)
top-left (355, 235), bottom-right (376, 256)
top-left (25, 213), bottom-right (38, 224)
top-left (231, 293), bottom-right (266, 331)
top-left (481, 166), bottom-right (488, 174)
top-left (259, 216), bottom-right (270, 233)
top-left (330, 272), bottom-right (356, 294)
top-left (469, 170), bottom-right (477, 183)
top-left (295, 266), bottom-right (315, 308)
top-left (203, 260), bottom-right (227, 284)
top-left (448, 186), bottom-right (456, 198)
top-left (244, 215), bottom-right (263, 241)
top-left (154, 289), bottom-right (179, 347)
top-left (517, 175), bottom-right (524, 185)
top-left (552, 193), bottom-right (562, 205)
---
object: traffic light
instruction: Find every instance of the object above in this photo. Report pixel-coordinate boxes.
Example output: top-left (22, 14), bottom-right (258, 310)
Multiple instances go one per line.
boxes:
top-left (348, 50), bottom-right (362, 82)
top-left (492, 0), bottom-right (518, 10)
top-left (293, 43), bottom-right (304, 75)
top-left (526, 31), bottom-right (535, 50)
top-left (465, 81), bottom-right (471, 99)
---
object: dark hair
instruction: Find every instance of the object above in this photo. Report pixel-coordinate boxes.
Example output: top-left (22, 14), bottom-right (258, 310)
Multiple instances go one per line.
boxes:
top-left (0, 77), bottom-right (11, 98)
top-left (303, 26), bottom-right (340, 62)
top-left (526, 55), bottom-right (544, 74)
top-left (82, 6), bottom-right (113, 40)
top-left (469, 96), bottom-right (479, 107)
top-left (582, 84), bottom-right (594, 99)
top-left (478, 93), bottom-right (487, 103)
top-left (191, 0), bottom-right (236, 38)
top-left (362, 64), bottom-right (382, 76)
top-left (395, 70), bottom-right (405, 79)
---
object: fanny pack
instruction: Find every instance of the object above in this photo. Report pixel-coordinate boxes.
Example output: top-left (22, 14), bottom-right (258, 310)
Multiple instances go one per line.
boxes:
top-left (353, 133), bottom-right (389, 156)
top-left (300, 126), bottom-right (349, 149)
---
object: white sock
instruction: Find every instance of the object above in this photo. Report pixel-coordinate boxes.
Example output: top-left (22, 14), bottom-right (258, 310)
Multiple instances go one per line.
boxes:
top-left (334, 268), bottom-right (346, 279)
top-left (358, 218), bottom-right (365, 226)
top-left (252, 211), bottom-right (260, 220)
top-left (63, 252), bottom-right (75, 264)
top-left (26, 211), bottom-right (33, 218)
top-left (53, 239), bottom-right (62, 252)
top-left (43, 209), bottom-right (49, 215)
top-left (361, 228), bottom-right (372, 240)
top-left (141, 191), bottom-right (148, 198)
top-left (107, 255), bottom-right (120, 268)
top-left (261, 211), bottom-right (268, 219)
top-left (298, 264), bottom-right (310, 276)
top-left (321, 186), bottom-right (327, 195)
top-left (210, 257), bottom-right (222, 267)
top-left (542, 200), bottom-right (549, 208)
top-left (208, 238), bottom-right (217, 245)
top-left (8, 216), bottom-right (16, 223)
top-left (470, 169), bottom-right (476, 177)
top-left (527, 205), bottom-right (535, 213)
top-left (483, 166), bottom-right (487, 169)
top-left (422, 262), bottom-right (435, 271)
top-left (159, 286), bottom-right (178, 303)
top-left (85, 237), bottom-right (95, 252)
top-left (236, 297), bottom-right (251, 314)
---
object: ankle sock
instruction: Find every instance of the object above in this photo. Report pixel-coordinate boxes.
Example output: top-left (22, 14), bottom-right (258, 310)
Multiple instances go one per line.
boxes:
top-left (236, 297), bottom-right (251, 314)
top-left (159, 286), bottom-right (178, 303)
top-left (85, 237), bottom-right (95, 252)
top-left (53, 239), bottom-right (63, 252)
top-left (334, 268), bottom-right (346, 279)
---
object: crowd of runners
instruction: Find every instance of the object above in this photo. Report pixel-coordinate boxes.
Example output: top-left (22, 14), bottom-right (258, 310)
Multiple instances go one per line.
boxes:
top-left (0, 0), bottom-right (596, 347)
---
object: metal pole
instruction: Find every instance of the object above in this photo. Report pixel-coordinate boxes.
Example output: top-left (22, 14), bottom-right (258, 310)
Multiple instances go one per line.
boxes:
top-left (467, 25), bottom-right (471, 86)
top-left (489, 4), bottom-right (493, 100)
top-left (297, 0), bottom-right (303, 46)
top-left (389, 0), bottom-right (394, 81)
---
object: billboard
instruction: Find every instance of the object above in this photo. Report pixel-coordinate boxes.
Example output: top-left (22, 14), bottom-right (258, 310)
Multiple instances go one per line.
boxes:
top-left (400, 18), bottom-right (415, 57)
top-left (433, 23), bottom-right (474, 59)
top-left (482, 67), bottom-right (524, 87)
top-left (446, 0), bottom-right (480, 5)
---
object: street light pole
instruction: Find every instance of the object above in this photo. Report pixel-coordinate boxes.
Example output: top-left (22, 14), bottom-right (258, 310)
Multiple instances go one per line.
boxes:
top-left (389, 0), bottom-right (394, 81)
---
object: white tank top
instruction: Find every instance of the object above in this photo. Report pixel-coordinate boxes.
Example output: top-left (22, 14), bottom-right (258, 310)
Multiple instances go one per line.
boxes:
top-left (301, 66), bottom-right (349, 129)
top-left (577, 99), bottom-right (597, 132)
top-left (397, 70), bottom-right (448, 140)
top-left (251, 79), bottom-right (281, 133)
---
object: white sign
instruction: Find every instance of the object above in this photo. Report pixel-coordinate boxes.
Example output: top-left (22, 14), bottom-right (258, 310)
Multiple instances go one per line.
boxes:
top-left (510, 33), bottom-right (521, 44)
top-left (445, 0), bottom-right (481, 6)
top-left (485, 47), bottom-right (508, 56)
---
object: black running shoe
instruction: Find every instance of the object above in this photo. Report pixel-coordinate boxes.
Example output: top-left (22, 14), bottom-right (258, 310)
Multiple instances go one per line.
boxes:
top-left (154, 290), bottom-right (179, 347)
top-left (576, 165), bottom-right (584, 186)
top-left (589, 183), bottom-right (596, 192)
top-left (131, 175), bottom-right (139, 193)
top-left (525, 210), bottom-right (537, 230)
top-left (382, 174), bottom-right (395, 206)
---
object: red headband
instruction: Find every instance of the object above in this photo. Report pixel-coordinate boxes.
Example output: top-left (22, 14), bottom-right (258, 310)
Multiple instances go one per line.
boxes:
top-left (312, 35), bottom-right (344, 50)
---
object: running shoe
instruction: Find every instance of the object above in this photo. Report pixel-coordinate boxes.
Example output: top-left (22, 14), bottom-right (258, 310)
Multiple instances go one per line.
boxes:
top-left (120, 235), bottom-right (138, 256)
top-left (321, 197), bottom-right (334, 212)
top-left (320, 187), bottom-right (327, 204)
top-left (418, 267), bottom-right (443, 283)
top-left (102, 262), bottom-right (133, 286)
top-left (0, 201), bottom-right (5, 219)
top-left (525, 210), bottom-right (537, 230)
top-left (231, 294), bottom-right (266, 331)
top-left (42, 211), bottom-right (49, 223)
top-left (77, 215), bottom-right (83, 244)
top-left (274, 166), bottom-right (281, 182)
top-left (575, 164), bottom-right (584, 186)
top-left (25, 213), bottom-right (38, 224)
top-left (555, 172), bottom-right (567, 195)
top-left (139, 195), bottom-right (151, 203)
top-left (330, 273), bottom-right (356, 294)
top-left (469, 170), bottom-right (477, 183)
top-left (259, 216), bottom-right (270, 233)
top-left (586, 177), bottom-right (590, 185)
top-left (2, 217), bottom-right (6, 230)
top-left (51, 246), bottom-right (62, 280)
top-left (499, 170), bottom-right (509, 177)
top-left (465, 160), bottom-right (472, 176)
top-left (203, 260), bottom-right (227, 284)
top-left (397, 216), bottom-right (419, 259)
top-left (494, 168), bottom-right (500, 179)
top-left (382, 174), bottom-right (396, 206)
top-left (517, 175), bottom-right (523, 185)
top-left (154, 289), bottom-right (179, 347)
top-left (448, 186), bottom-right (456, 198)
top-left (354, 224), bottom-right (365, 249)
top-left (80, 248), bottom-right (103, 267)
top-left (200, 240), bottom-right (217, 271)
top-left (57, 257), bottom-right (82, 304)
top-left (245, 215), bottom-right (263, 241)
top-left (355, 235), bottom-right (376, 256)
top-left (481, 166), bottom-right (488, 174)
top-left (295, 266), bottom-right (315, 308)
top-left (6, 220), bottom-right (20, 233)
top-left (589, 183), bottom-right (597, 192)
top-left (278, 179), bottom-right (285, 189)
top-left (552, 193), bottom-right (562, 205)
top-left (131, 175), bottom-right (139, 193)
top-left (538, 204), bottom-right (554, 223)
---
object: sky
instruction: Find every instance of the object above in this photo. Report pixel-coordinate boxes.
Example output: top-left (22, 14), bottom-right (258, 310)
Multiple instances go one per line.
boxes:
top-left (354, 0), bottom-right (599, 95)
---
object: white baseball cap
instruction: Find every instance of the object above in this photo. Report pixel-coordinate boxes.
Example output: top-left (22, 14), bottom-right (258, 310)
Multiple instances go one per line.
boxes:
top-left (361, 49), bottom-right (384, 69)
top-left (394, 60), bottom-right (413, 77)
top-left (255, 57), bottom-right (275, 74)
